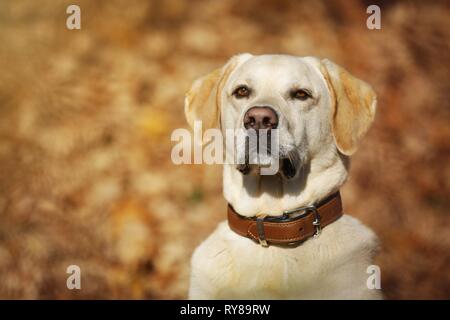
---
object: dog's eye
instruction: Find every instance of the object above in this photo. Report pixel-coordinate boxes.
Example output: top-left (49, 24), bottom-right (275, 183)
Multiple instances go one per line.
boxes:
top-left (232, 85), bottom-right (251, 98)
top-left (291, 89), bottom-right (311, 101)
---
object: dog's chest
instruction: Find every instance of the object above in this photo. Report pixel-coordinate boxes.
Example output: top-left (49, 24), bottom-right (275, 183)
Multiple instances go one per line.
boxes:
top-left (193, 226), bottom-right (333, 299)
top-left (190, 216), bottom-right (379, 299)
top-left (217, 243), bottom-right (325, 299)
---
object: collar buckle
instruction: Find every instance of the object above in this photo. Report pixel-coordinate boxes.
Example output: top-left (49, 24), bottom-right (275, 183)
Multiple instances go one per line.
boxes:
top-left (283, 205), bottom-right (322, 238)
top-left (256, 214), bottom-right (268, 247)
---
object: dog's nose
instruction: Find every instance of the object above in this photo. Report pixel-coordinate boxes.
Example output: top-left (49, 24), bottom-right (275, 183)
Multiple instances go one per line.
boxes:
top-left (243, 107), bottom-right (278, 130)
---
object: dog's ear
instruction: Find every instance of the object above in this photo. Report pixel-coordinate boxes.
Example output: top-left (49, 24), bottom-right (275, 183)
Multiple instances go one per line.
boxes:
top-left (320, 59), bottom-right (377, 156)
top-left (184, 53), bottom-right (252, 131)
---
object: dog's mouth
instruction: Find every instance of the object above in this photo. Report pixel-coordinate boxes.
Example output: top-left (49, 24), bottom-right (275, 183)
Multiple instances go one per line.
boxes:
top-left (234, 128), bottom-right (305, 179)
top-left (281, 151), bottom-right (300, 178)
top-left (236, 148), bottom-right (301, 179)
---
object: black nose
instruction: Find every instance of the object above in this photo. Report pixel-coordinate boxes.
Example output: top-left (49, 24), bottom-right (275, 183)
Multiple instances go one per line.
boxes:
top-left (243, 106), bottom-right (278, 130)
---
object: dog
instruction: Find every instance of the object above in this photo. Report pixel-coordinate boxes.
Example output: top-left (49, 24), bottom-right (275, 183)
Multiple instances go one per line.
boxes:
top-left (185, 54), bottom-right (381, 299)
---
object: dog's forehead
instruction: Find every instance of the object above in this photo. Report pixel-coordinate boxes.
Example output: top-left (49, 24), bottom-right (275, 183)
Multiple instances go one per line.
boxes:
top-left (231, 55), bottom-right (319, 84)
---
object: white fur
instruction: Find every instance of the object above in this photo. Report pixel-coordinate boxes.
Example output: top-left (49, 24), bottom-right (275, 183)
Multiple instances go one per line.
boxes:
top-left (189, 216), bottom-right (380, 299)
top-left (187, 54), bottom-right (381, 299)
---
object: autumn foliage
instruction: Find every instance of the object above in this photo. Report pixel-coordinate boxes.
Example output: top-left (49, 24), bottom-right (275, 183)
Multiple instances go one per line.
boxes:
top-left (0, 0), bottom-right (448, 299)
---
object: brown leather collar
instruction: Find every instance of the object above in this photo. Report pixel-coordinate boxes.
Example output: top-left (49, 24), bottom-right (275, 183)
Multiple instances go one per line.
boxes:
top-left (227, 192), bottom-right (343, 246)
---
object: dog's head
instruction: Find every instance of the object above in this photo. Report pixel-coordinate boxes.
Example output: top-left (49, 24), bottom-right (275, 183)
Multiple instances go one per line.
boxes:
top-left (185, 54), bottom-right (376, 179)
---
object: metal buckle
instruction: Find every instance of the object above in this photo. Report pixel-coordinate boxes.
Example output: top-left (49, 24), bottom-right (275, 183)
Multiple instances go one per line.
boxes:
top-left (283, 205), bottom-right (322, 238)
top-left (256, 214), bottom-right (268, 247)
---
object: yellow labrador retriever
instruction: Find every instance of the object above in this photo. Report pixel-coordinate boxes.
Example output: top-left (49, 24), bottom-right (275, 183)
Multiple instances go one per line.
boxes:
top-left (185, 54), bottom-right (381, 299)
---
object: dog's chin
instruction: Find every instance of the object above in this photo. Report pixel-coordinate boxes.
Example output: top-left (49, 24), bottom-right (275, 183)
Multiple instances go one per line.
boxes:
top-left (236, 149), bottom-right (302, 180)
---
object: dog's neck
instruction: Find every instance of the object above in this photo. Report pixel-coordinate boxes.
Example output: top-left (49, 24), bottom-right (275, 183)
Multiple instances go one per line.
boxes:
top-left (223, 147), bottom-right (349, 217)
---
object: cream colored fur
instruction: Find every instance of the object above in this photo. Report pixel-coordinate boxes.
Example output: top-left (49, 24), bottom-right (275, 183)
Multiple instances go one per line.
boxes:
top-left (185, 54), bottom-right (381, 299)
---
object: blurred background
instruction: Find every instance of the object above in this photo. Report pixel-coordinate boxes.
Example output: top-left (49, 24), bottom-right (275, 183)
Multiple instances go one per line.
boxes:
top-left (0, 0), bottom-right (449, 299)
